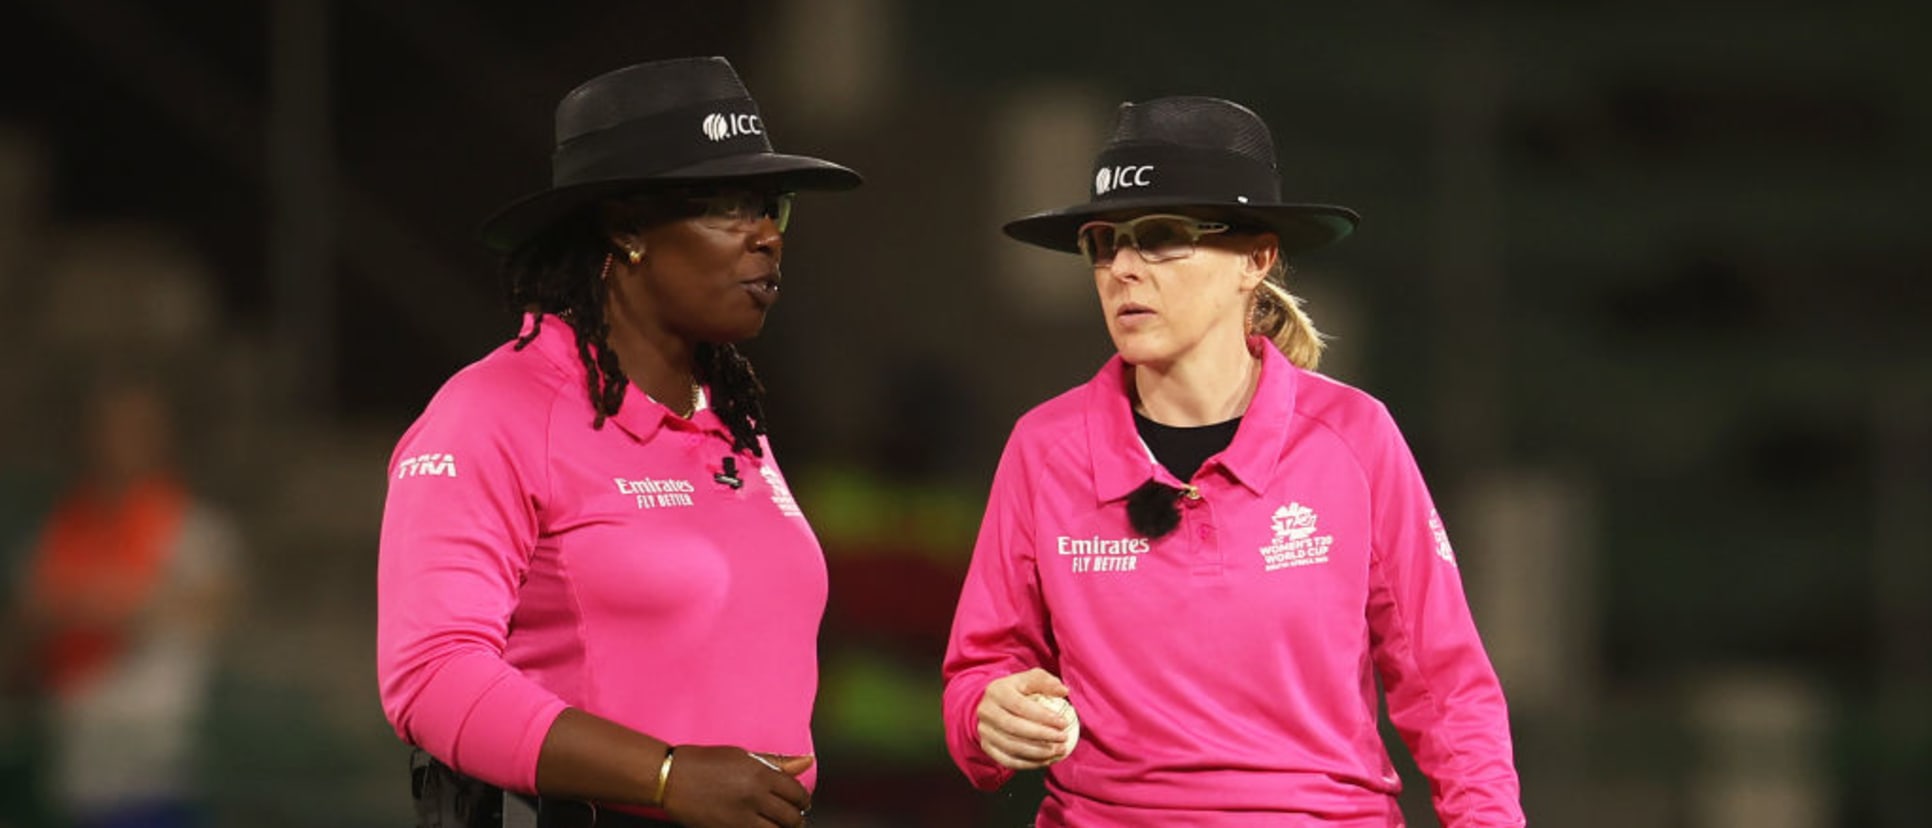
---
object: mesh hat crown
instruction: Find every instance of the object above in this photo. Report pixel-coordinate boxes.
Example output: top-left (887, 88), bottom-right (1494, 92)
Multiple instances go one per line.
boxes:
top-left (1115, 96), bottom-right (1280, 162)
top-left (1003, 96), bottom-right (1359, 256)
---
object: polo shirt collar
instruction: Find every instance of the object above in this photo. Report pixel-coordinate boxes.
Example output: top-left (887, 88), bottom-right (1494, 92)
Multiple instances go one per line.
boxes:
top-left (518, 313), bottom-right (734, 444)
top-left (1085, 339), bottom-right (1300, 503)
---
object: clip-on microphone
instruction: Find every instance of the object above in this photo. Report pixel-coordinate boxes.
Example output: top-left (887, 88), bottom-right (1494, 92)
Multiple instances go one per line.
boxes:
top-left (715, 456), bottom-right (744, 490)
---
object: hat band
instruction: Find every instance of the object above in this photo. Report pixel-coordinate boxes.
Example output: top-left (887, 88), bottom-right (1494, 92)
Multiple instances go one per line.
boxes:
top-left (552, 98), bottom-right (776, 186)
top-left (1088, 145), bottom-right (1280, 205)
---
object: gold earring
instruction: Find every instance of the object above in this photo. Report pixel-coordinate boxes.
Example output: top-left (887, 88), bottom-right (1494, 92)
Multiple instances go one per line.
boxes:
top-left (627, 246), bottom-right (643, 265)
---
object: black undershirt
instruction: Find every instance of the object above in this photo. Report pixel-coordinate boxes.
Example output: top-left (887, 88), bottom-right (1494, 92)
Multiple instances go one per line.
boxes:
top-left (1134, 411), bottom-right (1242, 482)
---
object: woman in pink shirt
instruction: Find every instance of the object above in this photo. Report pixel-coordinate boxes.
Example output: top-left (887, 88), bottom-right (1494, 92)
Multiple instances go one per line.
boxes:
top-left (377, 57), bottom-right (858, 828)
top-left (943, 97), bottom-right (1526, 826)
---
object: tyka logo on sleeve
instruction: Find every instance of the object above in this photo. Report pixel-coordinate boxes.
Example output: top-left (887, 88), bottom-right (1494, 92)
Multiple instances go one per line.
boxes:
top-left (396, 453), bottom-right (458, 479)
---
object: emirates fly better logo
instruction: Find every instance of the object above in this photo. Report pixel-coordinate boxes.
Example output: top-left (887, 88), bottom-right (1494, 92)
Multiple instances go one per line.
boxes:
top-left (702, 112), bottom-right (763, 142)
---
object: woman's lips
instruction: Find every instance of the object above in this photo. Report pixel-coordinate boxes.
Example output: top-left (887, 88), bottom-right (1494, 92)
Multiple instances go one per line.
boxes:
top-left (1115, 303), bottom-right (1154, 325)
top-left (742, 274), bottom-right (781, 307)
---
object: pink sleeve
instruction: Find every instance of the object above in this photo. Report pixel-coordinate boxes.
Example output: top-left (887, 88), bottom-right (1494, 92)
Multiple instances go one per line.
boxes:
top-left (1362, 404), bottom-right (1526, 827)
top-left (941, 434), bottom-right (1052, 791)
top-left (376, 377), bottom-right (569, 793)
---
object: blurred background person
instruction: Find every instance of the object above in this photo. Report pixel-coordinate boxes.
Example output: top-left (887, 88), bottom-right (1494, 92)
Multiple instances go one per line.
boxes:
top-left (5, 373), bottom-right (239, 828)
top-left (377, 57), bottom-right (858, 827)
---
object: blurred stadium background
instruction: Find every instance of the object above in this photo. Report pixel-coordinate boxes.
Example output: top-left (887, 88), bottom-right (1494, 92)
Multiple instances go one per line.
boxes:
top-left (0, 1), bottom-right (1926, 825)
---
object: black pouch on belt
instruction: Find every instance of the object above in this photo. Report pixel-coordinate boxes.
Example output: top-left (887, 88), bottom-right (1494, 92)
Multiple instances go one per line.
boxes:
top-left (410, 748), bottom-right (681, 827)
top-left (409, 748), bottom-right (505, 828)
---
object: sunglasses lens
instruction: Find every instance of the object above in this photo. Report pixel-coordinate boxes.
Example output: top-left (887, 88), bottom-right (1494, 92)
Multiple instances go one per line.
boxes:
top-left (1129, 217), bottom-right (1197, 262)
top-left (1077, 224), bottom-right (1120, 265)
top-left (684, 191), bottom-right (794, 231)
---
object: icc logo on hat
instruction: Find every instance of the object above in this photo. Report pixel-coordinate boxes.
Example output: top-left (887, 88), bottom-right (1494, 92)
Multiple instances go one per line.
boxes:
top-left (702, 112), bottom-right (764, 142)
top-left (1094, 164), bottom-right (1155, 196)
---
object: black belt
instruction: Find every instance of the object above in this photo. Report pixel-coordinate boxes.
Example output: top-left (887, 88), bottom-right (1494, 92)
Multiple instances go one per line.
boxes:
top-left (409, 748), bottom-right (679, 828)
top-left (506, 793), bottom-right (679, 828)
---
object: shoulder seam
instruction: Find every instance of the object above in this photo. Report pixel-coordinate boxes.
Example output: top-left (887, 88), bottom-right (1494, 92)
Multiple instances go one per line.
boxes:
top-left (1294, 398), bottom-right (1385, 555)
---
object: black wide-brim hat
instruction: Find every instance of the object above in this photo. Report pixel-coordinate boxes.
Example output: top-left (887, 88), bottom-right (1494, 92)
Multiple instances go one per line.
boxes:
top-left (480, 56), bottom-right (862, 252)
top-left (1003, 96), bottom-right (1359, 256)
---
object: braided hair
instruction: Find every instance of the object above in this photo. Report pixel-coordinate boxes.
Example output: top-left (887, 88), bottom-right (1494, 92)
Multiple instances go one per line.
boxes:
top-left (502, 205), bottom-right (769, 457)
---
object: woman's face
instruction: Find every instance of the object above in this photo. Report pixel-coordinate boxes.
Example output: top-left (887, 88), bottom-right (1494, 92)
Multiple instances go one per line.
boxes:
top-left (605, 188), bottom-right (790, 345)
top-left (1086, 213), bottom-right (1273, 369)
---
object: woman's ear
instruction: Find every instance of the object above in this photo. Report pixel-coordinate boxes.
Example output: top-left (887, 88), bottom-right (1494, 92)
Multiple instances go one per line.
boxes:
top-left (1238, 234), bottom-right (1280, 291)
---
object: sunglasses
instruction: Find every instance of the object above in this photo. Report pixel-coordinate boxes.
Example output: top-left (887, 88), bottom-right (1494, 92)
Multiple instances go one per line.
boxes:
top-left (1075, 214), bottom-right (1231, 266)
top-left (650, 189), bottom-right (796, 232)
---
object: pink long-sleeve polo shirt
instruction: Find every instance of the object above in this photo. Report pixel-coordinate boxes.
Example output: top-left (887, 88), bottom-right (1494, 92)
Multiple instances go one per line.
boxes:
top-left (377, 314), bottom-right (827, 799)
top-left (943, 343), bottom-right (1524, 827)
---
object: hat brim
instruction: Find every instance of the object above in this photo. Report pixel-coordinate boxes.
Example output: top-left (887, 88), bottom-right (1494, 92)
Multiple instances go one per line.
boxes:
top-left (1002, 197), bottom-right (1360, 257)
top-left (479, 152), bottom-right (862, 252)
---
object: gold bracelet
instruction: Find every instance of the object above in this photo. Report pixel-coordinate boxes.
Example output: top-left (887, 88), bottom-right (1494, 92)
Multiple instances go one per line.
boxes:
top-left (652, 746), bottom-right (677, 807)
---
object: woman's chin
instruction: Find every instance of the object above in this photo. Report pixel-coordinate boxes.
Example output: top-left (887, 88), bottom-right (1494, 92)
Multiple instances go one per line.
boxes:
top-left (702, 312), bottom-right (768, 344)
top-left (1110, 334), bottom-right (1171, 366)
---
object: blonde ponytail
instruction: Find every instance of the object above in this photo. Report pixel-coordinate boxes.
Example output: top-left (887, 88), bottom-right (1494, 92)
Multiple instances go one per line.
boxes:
top-left (1251, 262), bottom-right (1325, 371)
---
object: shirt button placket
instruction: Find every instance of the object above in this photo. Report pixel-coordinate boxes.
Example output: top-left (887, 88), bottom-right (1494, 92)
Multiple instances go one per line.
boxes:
top-left (1184, 485), bottom-right (1223, 573)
